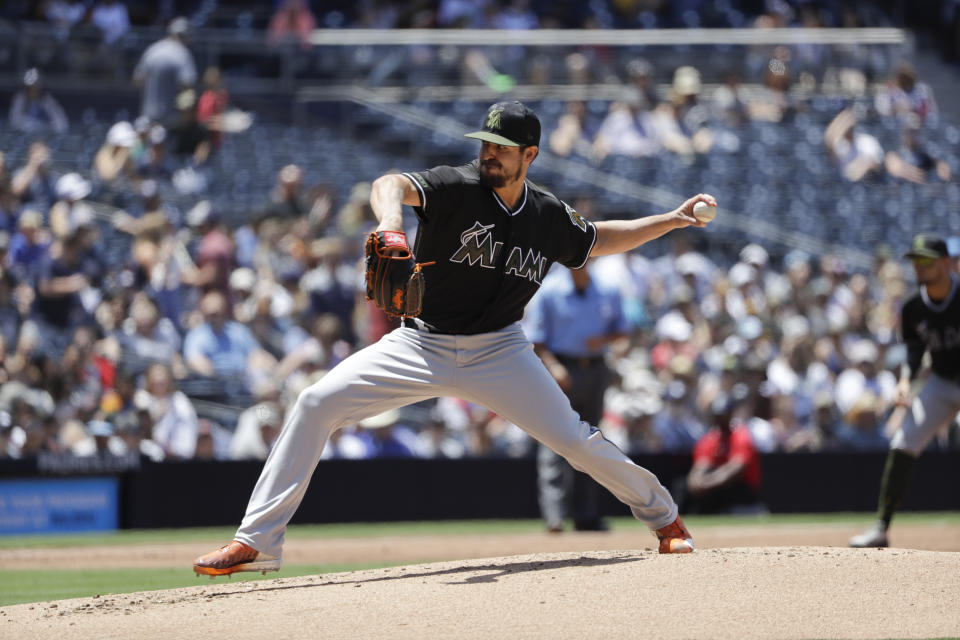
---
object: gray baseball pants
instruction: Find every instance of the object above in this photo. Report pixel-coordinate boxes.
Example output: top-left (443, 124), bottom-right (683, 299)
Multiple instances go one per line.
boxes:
top-left (234, 323), bottom-right (678, 559)
top-left (890, 373), bottom-right (960, 456)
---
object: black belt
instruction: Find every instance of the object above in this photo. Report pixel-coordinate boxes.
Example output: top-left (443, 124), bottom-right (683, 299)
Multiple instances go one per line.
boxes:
top-left (409, 318), bottom-right (457, 335)
top-left (555, 353), bottom-right (606, 369)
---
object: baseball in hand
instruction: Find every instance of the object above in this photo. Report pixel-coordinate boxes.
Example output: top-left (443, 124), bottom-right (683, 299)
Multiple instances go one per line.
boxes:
top-left (693, 201), bottom-right (716, 222)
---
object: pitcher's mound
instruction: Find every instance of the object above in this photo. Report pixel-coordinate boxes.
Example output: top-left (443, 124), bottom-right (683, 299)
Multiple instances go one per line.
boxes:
top-left (6, 547), bottom-right (959, 639)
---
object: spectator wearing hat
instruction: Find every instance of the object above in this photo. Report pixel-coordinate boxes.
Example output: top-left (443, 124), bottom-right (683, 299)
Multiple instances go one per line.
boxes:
top-left (674, 248), bottom-right (720, 305)
top-left (834, 338), bottom-right (897, 419)
top-left (835, 391), bottom-right (888, 451)
top-left (133, 16), bottom-right (197, 126)
top-left (266, 164), bottom-right (310, 220)
top-left (8, 68), bottom-right (68, 134)
top-left (748, 57), bottom-right (797, 124)
top-left (49, 172), bottom-right (93, 240)
top-left (725, 261), bottom-right (768, 321)
top-left (685, 392), bottom-right (765, 514)
top-left (739, 243), bottom-right (775, 294)
top-left (785, 391), bottom-right (844, 452)
top-left (228, 267), bottom-right (259, 323)
top-left (324, 411), bottom-right (410, 460)
top-left (649, 311), bottom-right (696, 373)
top-left (51, 181), bottom-right (106, 315)
top-left (94, 121), bottom-right (138, 186)
top-left (357, 409), bottom-right (419, 458)
top-left (650, 65), bottom-right (714, 157)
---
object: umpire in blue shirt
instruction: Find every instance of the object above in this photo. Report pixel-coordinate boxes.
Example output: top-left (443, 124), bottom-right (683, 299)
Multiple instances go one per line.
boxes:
top-left (524, 260), bottom-right (630, 532)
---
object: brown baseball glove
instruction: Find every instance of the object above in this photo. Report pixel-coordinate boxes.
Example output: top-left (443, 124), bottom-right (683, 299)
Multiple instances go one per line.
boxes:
top-left (364, 231), bottom-right (432, 318)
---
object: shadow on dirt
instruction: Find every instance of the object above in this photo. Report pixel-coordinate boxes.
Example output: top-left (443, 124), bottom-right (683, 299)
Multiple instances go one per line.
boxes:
top-left (203, 553), bottom-right (645, 598)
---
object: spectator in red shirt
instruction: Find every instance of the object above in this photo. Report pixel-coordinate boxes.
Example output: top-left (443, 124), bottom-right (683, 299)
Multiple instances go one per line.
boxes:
top-left (183, 201), bottom-right (234, 296)
top-left (685, 390), bottom-right (766, 514)
top-left (196, 67), bottom-right (228, 149)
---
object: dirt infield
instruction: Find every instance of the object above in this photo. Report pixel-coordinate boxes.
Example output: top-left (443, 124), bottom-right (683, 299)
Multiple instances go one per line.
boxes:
top-left (3, 522), bottom-right (960, 639)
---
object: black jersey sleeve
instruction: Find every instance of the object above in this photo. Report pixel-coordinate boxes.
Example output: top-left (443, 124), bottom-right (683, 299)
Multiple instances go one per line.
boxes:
top-left (402, 166), bottom-right (465, 223)
top-left (552, 199), bottom-right (598, 269)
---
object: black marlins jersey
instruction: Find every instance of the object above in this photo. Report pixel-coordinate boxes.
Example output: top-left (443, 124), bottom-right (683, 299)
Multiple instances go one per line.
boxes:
top-left (901, 273), bottom-right (960, 383)
top-left (403, 161), bottom-right (597, 334)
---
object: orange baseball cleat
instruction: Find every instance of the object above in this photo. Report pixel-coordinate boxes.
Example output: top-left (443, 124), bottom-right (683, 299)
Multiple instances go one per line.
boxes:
top-left (193, 541), bottom-right (281, 577)
top-left (655, 515), bottom-right (695, 554)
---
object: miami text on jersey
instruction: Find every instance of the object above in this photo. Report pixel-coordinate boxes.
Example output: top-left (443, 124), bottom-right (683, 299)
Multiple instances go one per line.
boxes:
top-left (916, 322), bottom-right (960, 351)
top-left (450, 221), bottom-right (549, 284)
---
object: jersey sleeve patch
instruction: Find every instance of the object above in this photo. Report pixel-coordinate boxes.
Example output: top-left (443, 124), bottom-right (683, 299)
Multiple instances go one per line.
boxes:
top-left (563, 201), bottom-right (587, 232)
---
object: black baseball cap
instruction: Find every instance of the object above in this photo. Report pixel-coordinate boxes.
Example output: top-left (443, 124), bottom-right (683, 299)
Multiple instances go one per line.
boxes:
top-left (903, 233), bottom-right (949, 260)
top-left (465, 101), bottom-right (540, 147)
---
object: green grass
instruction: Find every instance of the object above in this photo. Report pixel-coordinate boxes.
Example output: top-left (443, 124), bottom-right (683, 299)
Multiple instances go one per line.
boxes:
top-left (0, 563), bottom-right (402, 607)
top-left (1, 512), bottom-right (957, 607)
top-left (0, 518), bottom-right (554, 550)
top-left (1, 512), bottom-right (957, 550)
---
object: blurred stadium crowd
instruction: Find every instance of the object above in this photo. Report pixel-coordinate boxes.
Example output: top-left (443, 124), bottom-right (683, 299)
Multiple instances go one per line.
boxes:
top-left (1, 1), bottom-right (959, 464)
top-left (0, 0), bottom-right (925, 31)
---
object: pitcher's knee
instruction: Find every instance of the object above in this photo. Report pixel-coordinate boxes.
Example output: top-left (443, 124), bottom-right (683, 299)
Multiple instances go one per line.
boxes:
top-left (549, 423), bottom-right (601, 458)
top-left (295, 381), bottom-right (350, 422)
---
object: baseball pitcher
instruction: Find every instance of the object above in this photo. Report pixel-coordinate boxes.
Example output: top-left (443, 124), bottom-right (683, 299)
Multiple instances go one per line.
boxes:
top-left (194, 101), bottom-right (713, 576)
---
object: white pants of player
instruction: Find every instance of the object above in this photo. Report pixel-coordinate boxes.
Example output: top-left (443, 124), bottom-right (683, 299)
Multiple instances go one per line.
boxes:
top-left (890, 374), bottom-right (960, 456)
top-left (235, 324), bottom-right (678, 558)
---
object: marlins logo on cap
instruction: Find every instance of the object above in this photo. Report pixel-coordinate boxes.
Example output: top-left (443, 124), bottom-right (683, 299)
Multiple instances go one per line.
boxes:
top-left (465, 101), bottom-right (540, 147)
top-left (903, 234), bottom-right (948, 260)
